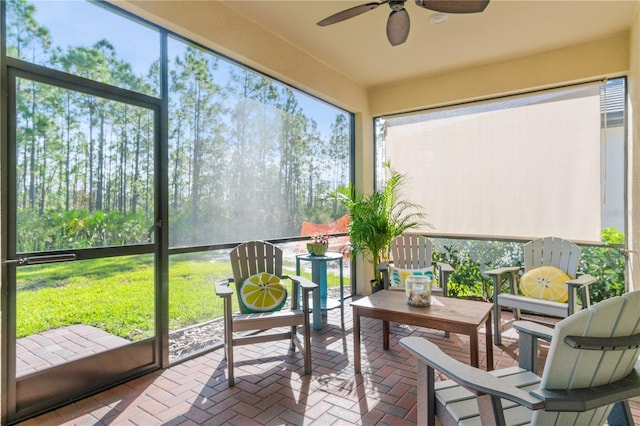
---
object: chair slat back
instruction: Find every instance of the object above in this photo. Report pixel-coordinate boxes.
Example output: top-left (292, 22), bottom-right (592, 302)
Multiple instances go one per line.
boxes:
top-left (230, 241), bottom-right (283, 283)
top-left (534, 290), bottom-right (640, 424)
top-left (391, 234), bottom-right (433, 269)
top-left (524, 236), bottom-right (580, 278)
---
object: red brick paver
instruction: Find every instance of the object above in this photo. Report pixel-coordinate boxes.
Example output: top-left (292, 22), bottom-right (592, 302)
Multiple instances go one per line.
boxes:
top-left (17, 300), bottom-right (640, 425)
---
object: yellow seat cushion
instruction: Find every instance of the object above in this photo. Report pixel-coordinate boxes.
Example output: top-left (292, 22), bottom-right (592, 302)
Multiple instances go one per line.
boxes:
top-left (239, 273), bottom-right (288, 313)
top-left (519, 266), bottom-right (570, 302)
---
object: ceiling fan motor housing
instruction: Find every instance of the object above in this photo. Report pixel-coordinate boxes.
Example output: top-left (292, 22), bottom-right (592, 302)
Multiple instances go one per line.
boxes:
top-left (414, 0), bottom-right (490, 14)
top-left (389, 1), bottom-right (406, 12)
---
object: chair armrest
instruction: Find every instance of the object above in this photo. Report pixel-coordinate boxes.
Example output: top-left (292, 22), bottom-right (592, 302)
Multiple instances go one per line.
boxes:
top-left (282, 275), bottom-right (316, 311)
top-left (284, 274), bottom-right (317, 292)
top-left (434, 262), bottom-right (453, 296)
top-left (531, 362), bottom-right (640, 412)
top-left (513, 320), bottom-right (554, 342)
top-left (485, 266), bottom-right (521, 297)
top-left (567, 273), bottom-right (597, 310)
top-left (485, 266), bottom-right (521, 276)
top-left (378, 261), bottom-right (392, 289)
top-left (567, 273), bottom-right (597, 288)
top-left (215, 279), bottom-right (234, 297)
top-left (400, 336), bottom-right (544, 410)
top-left (377, 261), bottom-right (390, 272)
top-left (513, 320), bottom-right (553, 371)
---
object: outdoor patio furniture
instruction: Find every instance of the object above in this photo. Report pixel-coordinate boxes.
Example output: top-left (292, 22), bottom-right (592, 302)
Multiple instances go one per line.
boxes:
top-left (352, 290), bottom-right (493, 373)
top-left (379, 233), bottom-right (453, 295)
top-left (401, 289), bottom-right (640, 426)
top-left (214, 240), bottom-right (317, 386)
top-left (296, 251), bottom-right (345, 330)
top-left (485, 236), bottom-right (597, 345)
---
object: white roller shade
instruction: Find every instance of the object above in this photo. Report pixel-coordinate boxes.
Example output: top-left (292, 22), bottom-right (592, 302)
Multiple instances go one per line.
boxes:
top-left (383, 83), bottom-right (602, 242)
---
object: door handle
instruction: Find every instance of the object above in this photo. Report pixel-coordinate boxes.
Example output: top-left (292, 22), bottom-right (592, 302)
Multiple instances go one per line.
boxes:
top-left (4, 253), bottom-right (77, 266)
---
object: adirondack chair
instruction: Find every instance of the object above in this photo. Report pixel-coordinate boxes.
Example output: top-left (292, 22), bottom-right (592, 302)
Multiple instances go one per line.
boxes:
top-left (214, 241), bottom-right (317, 386)
top-left (401, 290), bottom-right (640, 426)
top-left (486, 236), bottom-right (597, 345)
top-left (379, 234), bottom-right (453, 296)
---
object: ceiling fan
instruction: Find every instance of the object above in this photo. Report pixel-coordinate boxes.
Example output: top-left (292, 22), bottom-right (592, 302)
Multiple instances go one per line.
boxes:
top-left (317, 0), bottom-right (490, 46)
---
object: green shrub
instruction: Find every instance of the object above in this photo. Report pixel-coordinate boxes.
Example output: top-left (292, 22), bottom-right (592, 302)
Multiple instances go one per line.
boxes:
top-left (579, 228), bottom-right (626, 303)
top-left (434, 232), bottom-right (625, 303)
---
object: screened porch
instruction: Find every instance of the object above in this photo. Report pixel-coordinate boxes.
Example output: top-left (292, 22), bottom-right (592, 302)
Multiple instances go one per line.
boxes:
top-left (3, 0), bottom-right (640, 424)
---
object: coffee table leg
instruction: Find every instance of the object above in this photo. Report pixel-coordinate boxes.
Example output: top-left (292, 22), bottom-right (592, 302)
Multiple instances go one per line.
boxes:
top-left (383, 320), bottom-right (390, 350)
top-left (470, 330), bottom-right (479, 368)
top-left (485, 314), bottom-right (494, 371)
top-left (354, 306), bottom-right (361, 373)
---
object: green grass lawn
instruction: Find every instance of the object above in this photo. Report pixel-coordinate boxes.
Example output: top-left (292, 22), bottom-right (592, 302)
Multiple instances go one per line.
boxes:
top-left (16, 253), bottom-right (349, 340)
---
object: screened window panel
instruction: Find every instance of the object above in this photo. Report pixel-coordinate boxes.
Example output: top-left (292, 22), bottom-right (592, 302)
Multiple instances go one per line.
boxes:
top-left (383, 83), bottom-right (602, 242)
top-left (6, 1), bottom-right (160, 97)
top-left (166, 37), bottom-right (352, 248)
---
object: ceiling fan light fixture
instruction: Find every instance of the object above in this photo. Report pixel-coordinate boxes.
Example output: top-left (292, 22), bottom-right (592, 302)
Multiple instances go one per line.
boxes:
top-left (430, 12), bottom-right (448, 24)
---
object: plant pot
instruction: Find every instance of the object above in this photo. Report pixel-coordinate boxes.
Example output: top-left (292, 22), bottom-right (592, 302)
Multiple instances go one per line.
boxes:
top-left (307, 242), bottom-right (328, 256)
top-left (371, 279), bottom-right (384, 293)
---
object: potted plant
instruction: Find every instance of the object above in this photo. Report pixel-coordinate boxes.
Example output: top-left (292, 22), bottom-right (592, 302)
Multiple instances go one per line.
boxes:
top-left (330, 166), bottom-right (426, 291)
top-left (307, 233), bottom-right (329, 256)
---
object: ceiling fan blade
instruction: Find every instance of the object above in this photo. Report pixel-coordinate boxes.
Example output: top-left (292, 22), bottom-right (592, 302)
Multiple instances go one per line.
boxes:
top-left (317, 2), bottom-right (387, 26)
top-left (414, 0), bottom-right (490, 14)
top-left (386, 8), bottom-right (410, 46)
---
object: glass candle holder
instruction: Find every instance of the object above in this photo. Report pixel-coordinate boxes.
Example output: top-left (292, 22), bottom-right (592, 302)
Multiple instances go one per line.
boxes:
top-left (405, 275), bottom-right (432, 307)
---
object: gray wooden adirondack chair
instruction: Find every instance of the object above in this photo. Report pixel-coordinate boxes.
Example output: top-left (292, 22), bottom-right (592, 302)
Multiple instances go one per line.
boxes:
top-left (401, 290), bottom-right (640, 426)
top-left (379, 234), bottom-right (454, 296)
top-left (214, 241), bottom-right (317, 386)
top-left (486, 236), bottom-right (597, 345)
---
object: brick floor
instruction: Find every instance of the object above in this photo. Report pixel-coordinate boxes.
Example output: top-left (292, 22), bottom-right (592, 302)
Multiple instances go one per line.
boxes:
top-left (16, 325), bottom-right (130, 376)
top-left (17, 298), bottom-right (640, 425)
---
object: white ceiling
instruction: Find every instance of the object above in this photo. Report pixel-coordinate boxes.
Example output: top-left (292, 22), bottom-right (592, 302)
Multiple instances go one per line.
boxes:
top-left (223, 0), bottom-right (640, 88)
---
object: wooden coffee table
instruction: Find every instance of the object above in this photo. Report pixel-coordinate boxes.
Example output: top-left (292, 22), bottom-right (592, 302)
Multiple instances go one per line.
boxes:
top-left (351, 290), bottom-right (494, 372)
